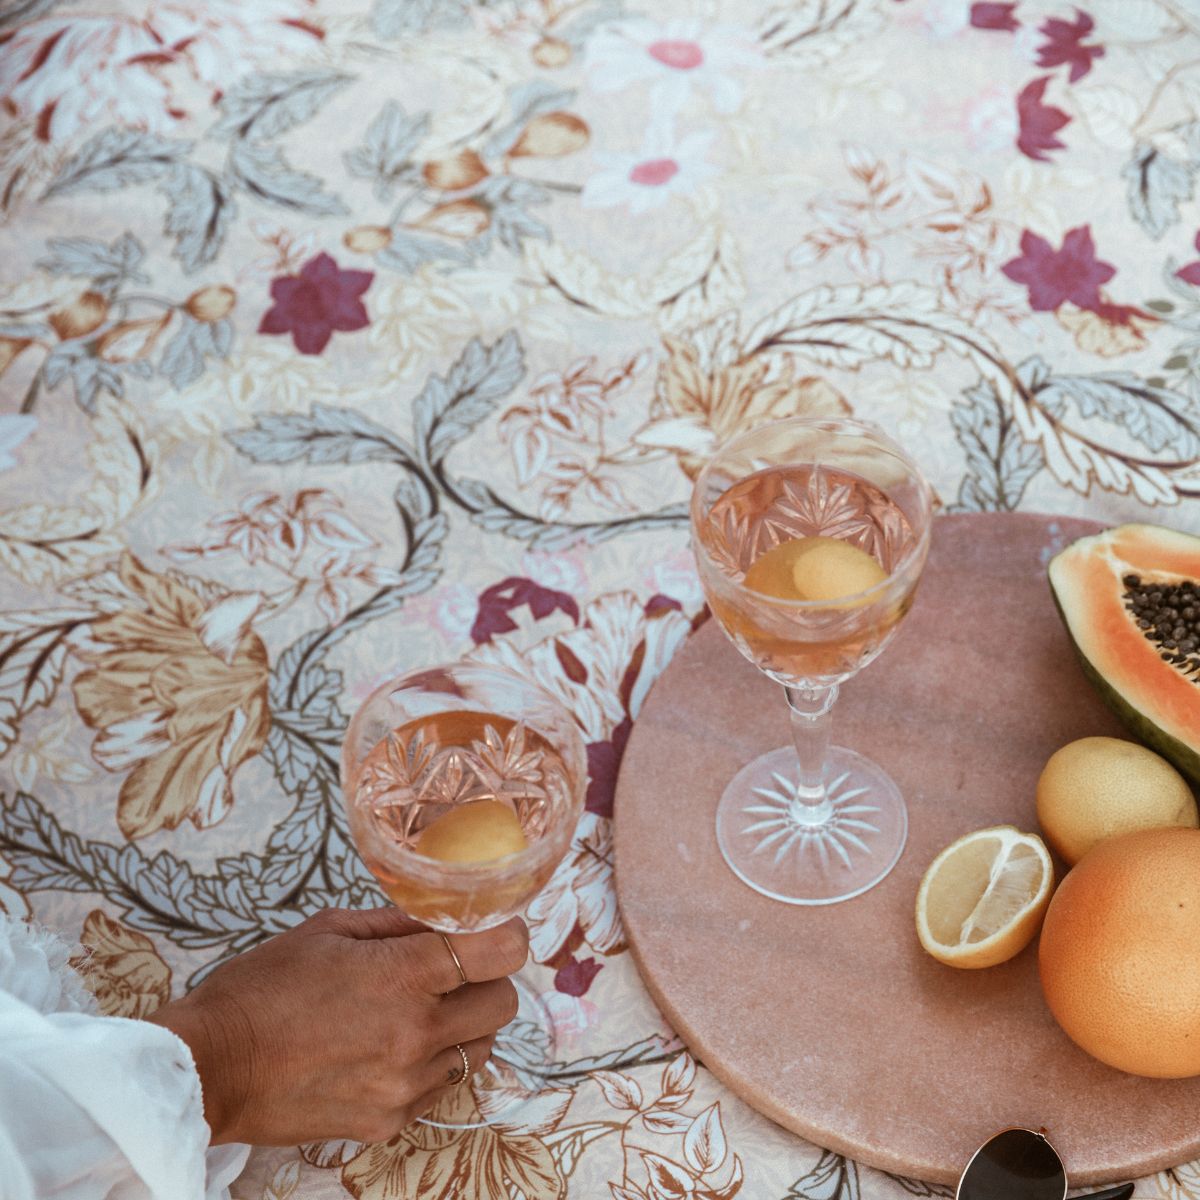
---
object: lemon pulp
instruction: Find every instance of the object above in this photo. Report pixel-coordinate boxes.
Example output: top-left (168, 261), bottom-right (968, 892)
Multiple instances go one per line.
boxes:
top-left (915, 825), bottom-right (1053, 969)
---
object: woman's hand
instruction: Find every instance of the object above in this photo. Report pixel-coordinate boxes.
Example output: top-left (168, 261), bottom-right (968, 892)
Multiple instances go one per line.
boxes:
top-left (150, 907), bottom-right (528, 1146)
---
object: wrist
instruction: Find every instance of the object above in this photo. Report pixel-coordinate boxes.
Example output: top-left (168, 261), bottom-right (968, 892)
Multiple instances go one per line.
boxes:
top-left (149, 996), bottom-right (236, 1144)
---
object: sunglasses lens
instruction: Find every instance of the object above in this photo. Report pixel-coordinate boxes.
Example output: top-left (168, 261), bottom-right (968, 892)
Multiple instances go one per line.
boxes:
top-left (959, 1129), bottom-right (1065, 1200)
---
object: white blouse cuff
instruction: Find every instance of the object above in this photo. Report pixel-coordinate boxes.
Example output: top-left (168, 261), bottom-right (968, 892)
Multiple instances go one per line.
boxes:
top-left (0, 915), bottom-right (249, 1198)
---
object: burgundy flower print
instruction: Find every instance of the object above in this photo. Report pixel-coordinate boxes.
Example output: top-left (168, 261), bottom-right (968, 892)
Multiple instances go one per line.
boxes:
top-left (1002, 226), bottom-right (1116, 312)
top-left (585, 716), bottom-right (632, 818)
top-left (1176, 232), bottom-right (1200, 286)
top-left (1036, 10), bottom-right (1104, 83)
top-left (1016, 77), bottom-right (1070, 162)
top-left (258, 252), bottom-right (372, 355)
top-left (470, 577), bottom-right (580, 644)
top-left (554, 956), bottom-right (603, 997)
top-left (644, 594), bottom-right (684, 616)
top-left (970, 3), bottom-right (1019, 32)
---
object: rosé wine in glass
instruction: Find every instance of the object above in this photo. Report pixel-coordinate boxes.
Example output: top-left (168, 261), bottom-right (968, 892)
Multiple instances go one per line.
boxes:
top-left (691, 417), bottom-right (932, 905)
top-left (345, 707), bottom-right (578, 930)
top-left (341, 662), bottom-right (586, 1127)
top-left (699, 463), bottom-right (920, 683)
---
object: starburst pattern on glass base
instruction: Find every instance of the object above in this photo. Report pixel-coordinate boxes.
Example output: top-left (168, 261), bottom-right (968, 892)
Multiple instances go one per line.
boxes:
top-left (741, 770), bottom-right (883, 870)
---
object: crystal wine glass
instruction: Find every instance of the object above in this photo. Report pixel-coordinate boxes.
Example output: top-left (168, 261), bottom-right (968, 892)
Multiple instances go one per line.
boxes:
top-left (341, 661), bottom-right (586, 1126)
top-left (691, 416), bottom-right (933, 905)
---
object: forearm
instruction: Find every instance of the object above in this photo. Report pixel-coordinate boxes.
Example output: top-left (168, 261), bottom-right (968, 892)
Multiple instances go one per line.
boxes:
top-left (149, 993), bottom-right (238, 1145)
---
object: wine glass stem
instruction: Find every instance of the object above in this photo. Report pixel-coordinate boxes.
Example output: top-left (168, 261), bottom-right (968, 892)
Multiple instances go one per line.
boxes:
top-left (785, 684), bottom-right (839, 819)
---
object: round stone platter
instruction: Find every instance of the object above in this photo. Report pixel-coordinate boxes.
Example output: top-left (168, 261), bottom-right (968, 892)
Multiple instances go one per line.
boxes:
top-left (614, 512), bottom-right (1200, 1187)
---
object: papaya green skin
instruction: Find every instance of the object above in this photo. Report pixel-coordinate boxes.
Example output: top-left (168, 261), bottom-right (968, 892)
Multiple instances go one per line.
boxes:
top-left (1049, 583), bottom-right (1200, 789)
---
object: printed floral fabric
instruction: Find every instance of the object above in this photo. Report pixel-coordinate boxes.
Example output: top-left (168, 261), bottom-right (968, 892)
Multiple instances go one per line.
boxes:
top-left (2, 0), bottom-right (1200, 1196)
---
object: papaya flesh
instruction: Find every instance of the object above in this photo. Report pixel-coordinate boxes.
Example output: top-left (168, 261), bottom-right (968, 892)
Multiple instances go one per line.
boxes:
top-left (1049, 523), bottom-right (1200, 788)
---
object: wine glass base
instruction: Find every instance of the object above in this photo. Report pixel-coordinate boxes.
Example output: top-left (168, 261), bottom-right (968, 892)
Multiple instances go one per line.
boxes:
top-left (417, 973), bottom-right (560, 1130)
top-left (715, 745), bottom-right (907, 906)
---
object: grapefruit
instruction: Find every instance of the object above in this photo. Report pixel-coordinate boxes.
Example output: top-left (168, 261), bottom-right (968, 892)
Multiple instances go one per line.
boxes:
top-left (1039, 826), bottom-right (1200, 1077)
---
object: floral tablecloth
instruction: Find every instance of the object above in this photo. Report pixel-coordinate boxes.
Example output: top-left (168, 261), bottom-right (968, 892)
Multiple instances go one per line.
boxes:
top-left (2, 0), bottom-right (1200, 1196)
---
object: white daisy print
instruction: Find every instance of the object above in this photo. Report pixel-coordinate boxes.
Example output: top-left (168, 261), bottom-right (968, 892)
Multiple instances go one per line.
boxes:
top-left (582, 126), bottom-right (718, 215)
top-left (585, 18), bottom-right (762, 114)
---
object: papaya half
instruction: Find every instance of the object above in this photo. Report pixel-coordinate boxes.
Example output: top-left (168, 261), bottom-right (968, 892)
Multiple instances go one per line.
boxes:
top-left (1049, 523), bottom-right (1200, 787)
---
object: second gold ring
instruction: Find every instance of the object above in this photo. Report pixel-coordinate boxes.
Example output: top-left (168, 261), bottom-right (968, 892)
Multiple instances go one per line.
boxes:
top-left (452, 1043), bottom-right (470, 1087)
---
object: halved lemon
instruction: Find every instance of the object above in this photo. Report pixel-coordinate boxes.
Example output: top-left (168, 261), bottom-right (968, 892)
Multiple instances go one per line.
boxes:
top-left (915, 825), bottom-right (1053, 969)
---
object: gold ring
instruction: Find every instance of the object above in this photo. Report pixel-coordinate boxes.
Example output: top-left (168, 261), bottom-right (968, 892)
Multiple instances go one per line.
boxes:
top-left (441, 934), bottom-right (468, 987)
top-left (452, 1043), bottom-right (470, 1087)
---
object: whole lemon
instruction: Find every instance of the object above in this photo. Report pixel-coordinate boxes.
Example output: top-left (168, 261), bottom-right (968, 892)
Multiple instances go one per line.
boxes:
top-left (1039, 827), bottom-right (1200, 1077)
top-left (1036, 736), bottom-right (1197, 865)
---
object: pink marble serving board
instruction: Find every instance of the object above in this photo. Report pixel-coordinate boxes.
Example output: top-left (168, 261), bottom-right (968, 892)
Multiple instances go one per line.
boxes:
top-left (614, 512), bottom-right (1200, 1187)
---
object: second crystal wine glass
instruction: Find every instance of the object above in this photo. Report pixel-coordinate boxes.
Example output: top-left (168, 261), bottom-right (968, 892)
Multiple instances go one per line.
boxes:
top-left (341, 661), bottom-right (586, 1126)
top-left (691, 416), bottom-right (933, 905)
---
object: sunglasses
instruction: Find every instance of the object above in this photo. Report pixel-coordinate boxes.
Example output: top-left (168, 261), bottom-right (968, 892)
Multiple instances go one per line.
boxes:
top-left (956, 1128), bottom-right (1134, 1200)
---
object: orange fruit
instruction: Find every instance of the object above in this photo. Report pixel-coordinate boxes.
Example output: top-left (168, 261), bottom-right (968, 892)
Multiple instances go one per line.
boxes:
top-left (915, 826), bottom-right (1053, 968)
top-left (744, 536), bottom-right (887, 605)
top-left (415, 800), bottom-right (528, 864)
top-left (1039, 826), bottom-right (1200, 1077)
top-left (1036, 736), bottom-right (1197, 865)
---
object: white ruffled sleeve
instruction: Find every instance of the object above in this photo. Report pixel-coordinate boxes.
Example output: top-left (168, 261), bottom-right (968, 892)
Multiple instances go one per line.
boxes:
top-left (0, 914), bottom-right (250, 1200)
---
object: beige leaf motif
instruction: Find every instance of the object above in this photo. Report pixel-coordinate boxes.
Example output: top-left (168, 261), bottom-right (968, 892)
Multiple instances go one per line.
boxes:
top-left (479, 1079), bottom-right (573, 1138)
top-left (740, 281), bottom-right (981, 373)
top-left (683, 1103), bottom-right (728, 1176)
top-left (1074, 83), bottom-right (1140, 148)
top-left (660, 1053), bottom-right (697, 1104)
top-left (526, 812), bottom-right (624, 962)
top-left (0, 850), bottom-right (30, 921)
top-left (1006, 380), bottom-right (1177, 505)
top-left (76, 909), bottom-right (171, 1018)
top-left (542, 1121), bottom-right (614, 1179)
top-left (640, 1150), bottom-right (697, 1200)
top-left (592, 1069), bottom-right (643, 1113)
top-left (732, 283), bottom-right (1177, 508)
top-left (262, 1160), bottom-right (301, 1200)
top-left (699, 1155), bottom-right (744, 1200)
top-left (525, 227), bottom-right (741, 330)
top-left (87, 397), bottom-right (157, 523)
top-left (641, 1110), bottom-right (693, 1135)
top-left (0, 396), bottom-right (155, 586)
top-left (71, 552), bottom-right (271, 840)
top-left (659, 231), bottom-right (745, 332)
top-left (609, 1186), bottom-right (650, 1200)
top-left (340, 1085), bottom-right (565, 1200)
top-left (640, 334), bottom-right (849, 479)
top-left (300, 1139), bottom-right (364, 1169)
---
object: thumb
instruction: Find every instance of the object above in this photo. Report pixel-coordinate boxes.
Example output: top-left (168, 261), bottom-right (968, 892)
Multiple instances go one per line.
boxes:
top-left (309, 906), bottom-right (429, 940)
